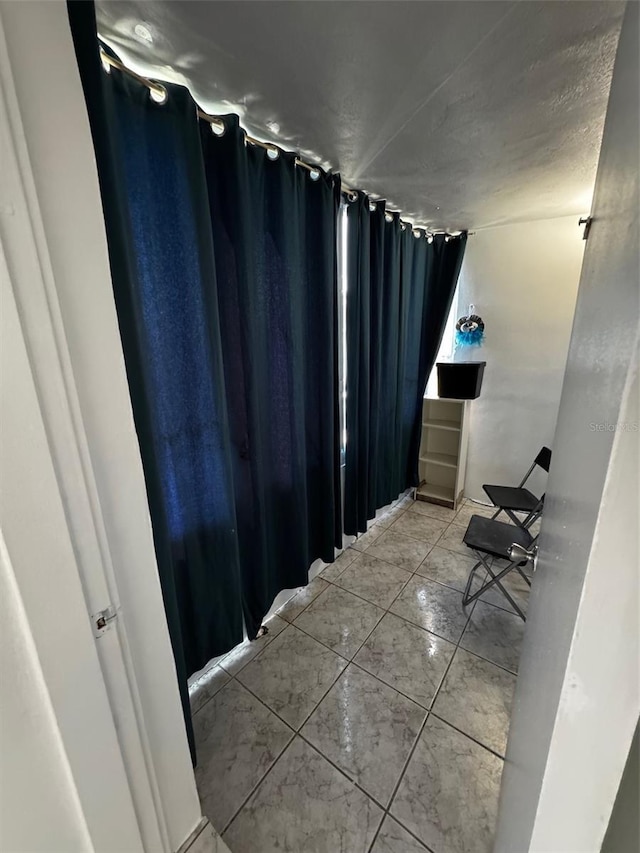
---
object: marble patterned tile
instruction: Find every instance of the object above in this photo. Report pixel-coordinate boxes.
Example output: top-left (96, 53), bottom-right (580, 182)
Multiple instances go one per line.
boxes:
top-left (390, 511), bottom-right (448, 544)
top-left (389, 576), bottom-right (473, 643)
top-left (335, 552), bottom-right (412, 609)
top-left (410, 500), bottom-right (459, 523)
top-left (390, 715), bottom-right (503, 853)
top-left (219, 615), bottom-right (287, 676)
top-left (365, 530), bottom-right (432, 573)
top-left (351, 524), bottom-right (384, 552)
top-left (414, 545), bottom-right (478, 592)
top-left (276, 576), bottom-right (329, 622)
top-left (236, 625), bottom-right (347, 729)
top-left (319, 548), bottom-right (358, 581)
top-left (460, 600), bottom-right (525, 674)
top-left (184, 822), bottom-right (232, 853)
top-left (432, 648), bottom-right (516, 755)
top-left (224, 736), bottom-right (383, 853)
top-left (193, 680), bottom-right (293, 831)
top-left (371, 816), bottom-right (431, 853)
top-left (455, 502), bottom-right (496, 528)
top-left (301, 664), bottom-right (426, 805)
top-left (435, 522), bottom-right (473, 557)
top-left (294, 585), bottom-right (384, 659)
top-left (190, 666), bottom-right (231, 715)
top-left (354, 613), bottom-right (455, 709)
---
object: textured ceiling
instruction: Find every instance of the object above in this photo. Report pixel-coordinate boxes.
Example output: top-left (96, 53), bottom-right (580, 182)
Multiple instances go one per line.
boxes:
top-left (95, 1), bottom-right (624, 230)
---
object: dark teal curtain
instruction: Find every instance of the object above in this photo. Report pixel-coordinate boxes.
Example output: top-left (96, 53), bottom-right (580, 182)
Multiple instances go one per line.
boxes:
top-left (69, 1), bottom-right (342, 753)
top-left (344, 194), bottom-right (467, 535)
top-left (199, 118), bottom-right (342, 640)
top-left (68, 4), bottom-right (244, 758)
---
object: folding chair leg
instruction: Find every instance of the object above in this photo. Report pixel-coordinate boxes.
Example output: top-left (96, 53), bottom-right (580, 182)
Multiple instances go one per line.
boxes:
top-left (483, 561), bottom-right (527, 621)
top-left (463, 551), bottom-right (526, 620)
top-left (462, 559), bottom-right (485, 605)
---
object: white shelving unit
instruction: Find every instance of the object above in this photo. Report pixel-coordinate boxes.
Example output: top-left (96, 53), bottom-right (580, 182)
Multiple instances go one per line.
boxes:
top-left (417, 396), bottom-right (469, 509)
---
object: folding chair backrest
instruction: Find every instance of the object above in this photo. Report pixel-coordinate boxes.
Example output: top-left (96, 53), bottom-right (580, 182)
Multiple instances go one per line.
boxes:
top-left (517, 447), bottom-right (552, 488)
top-left (535, 447), bottom-right (552, 472)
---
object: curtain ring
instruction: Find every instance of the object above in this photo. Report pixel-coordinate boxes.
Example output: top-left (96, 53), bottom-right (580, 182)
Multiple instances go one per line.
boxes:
top-left (210, 119), bottom-right (225, 137)
top-left (346, 190), bottom-right (358, 202)
top-left (384, 212), bottom-right (393, 222)
top-left (99, 46), bottom-right (112, 74)
top-left (149, 84), bottom-right (168, 105)
top-left (267, 145), bottom-right (280, 161)
top-left (309, 169), bottom-right (321, 181)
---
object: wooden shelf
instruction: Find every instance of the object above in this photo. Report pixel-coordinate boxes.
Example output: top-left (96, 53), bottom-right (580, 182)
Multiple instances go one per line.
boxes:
top-left (419, 451), bottom-right (458, 469)
top-left (417, 482), bottom-right (455, 502)
top-left (422, 418), bottom-right (461, 432)
top-left (419, 397), bottom-right (469, 510)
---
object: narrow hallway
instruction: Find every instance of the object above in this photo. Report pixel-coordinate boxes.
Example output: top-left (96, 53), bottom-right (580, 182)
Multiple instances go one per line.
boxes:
top-left (189, 496), bottom-right (529, 853)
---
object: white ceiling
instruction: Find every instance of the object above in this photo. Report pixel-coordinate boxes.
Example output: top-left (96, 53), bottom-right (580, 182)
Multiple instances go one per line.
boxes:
top-left (95, 1), bottom-right (624, 231)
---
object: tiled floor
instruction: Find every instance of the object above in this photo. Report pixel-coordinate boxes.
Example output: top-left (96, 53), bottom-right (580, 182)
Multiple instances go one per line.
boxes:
top-left (190, 497), bottom-right (529, 853)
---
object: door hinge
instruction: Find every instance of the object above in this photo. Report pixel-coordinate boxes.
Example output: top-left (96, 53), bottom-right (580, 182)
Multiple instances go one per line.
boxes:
top-left (92, 604), bottom-right (119, 637)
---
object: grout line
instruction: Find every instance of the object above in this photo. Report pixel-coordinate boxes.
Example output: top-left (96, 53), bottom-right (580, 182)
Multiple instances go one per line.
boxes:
top-left (190, 672), bottom-right (231, 719)
top-left (296, 731), bottom-right (389, 813)
top-left (427, 710), bottom-right (507, 761)
top-left (295, 574), bottom-right (389, 617)
top-left (456, 642), bottom-right (520, 678)
top-left (341, 547), bottom-right (417, 577)
top-left (365, 603), bottom-right (479, 850)
top-left (179, 818), bottom-right (207, 853)
top-left (347, 658), bottom-right (433, 714)
top-left (219, 722), bottom-right (297, 836)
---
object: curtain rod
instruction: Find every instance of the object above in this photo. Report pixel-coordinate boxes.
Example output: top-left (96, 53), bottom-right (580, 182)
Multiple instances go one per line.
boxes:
top-left (98, 46), bottom-right (470, 238)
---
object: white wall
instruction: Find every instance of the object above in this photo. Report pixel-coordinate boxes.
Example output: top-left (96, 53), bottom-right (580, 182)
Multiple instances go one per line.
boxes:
top-left (456, 216), bottom-right (585, 500)
top-left (495, 2), bottom-right (639, 846)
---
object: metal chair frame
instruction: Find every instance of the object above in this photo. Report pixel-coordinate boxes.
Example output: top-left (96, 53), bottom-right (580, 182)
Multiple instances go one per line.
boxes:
top-left (461, 515), bottom-right (537, 620)
top-left (462, 548), bottom-right (534, 621)
top-left (485, 447), bottom-right (551, 530)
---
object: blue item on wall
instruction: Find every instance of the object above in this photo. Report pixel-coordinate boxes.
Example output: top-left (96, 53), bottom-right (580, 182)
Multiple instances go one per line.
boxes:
top-left (455, 304), bottom-right (485, 347)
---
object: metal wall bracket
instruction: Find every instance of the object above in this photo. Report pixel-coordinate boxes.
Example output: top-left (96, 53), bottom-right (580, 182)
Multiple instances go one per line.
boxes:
top-left (579, 216), bottom-right (593, 240)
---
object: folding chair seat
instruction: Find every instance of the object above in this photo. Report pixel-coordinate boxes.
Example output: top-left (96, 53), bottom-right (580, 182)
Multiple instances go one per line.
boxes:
top-left (483, 446), bottom-right (551, 529)
top-left (462, 514), bottom-right (535, 620)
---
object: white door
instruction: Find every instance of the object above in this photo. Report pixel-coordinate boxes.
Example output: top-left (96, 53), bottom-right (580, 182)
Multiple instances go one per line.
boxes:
top-left (495, 3), bottom-right (639, 851)
top-left (0, 239), bottom-right (145, 852)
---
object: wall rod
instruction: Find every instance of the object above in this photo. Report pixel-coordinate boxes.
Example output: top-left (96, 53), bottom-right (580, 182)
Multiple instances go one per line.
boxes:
top-left (98, 46), bottom-right (469, 238)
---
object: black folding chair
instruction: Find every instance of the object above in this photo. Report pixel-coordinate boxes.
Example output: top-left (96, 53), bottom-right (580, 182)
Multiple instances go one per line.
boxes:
top-left (483, 446), bottom-right (551, 530)
top-left (462, 515), bottom-right (536, 620)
